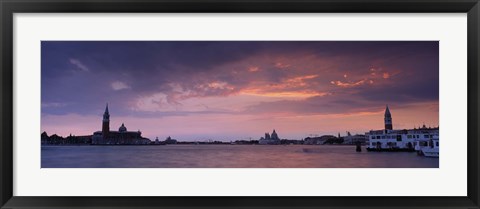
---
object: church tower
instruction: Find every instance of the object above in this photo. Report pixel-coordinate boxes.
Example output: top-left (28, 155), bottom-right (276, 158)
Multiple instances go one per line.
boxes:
top-left (102, 103), bottom-right (110, 139)
top-left (271, 129), bottom-right (279, 140)
top-left (384, 105), bottom-right (393, 130)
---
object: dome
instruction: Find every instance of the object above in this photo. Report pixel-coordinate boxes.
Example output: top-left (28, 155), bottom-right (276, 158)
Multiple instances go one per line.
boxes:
top-left (119, 123), bottom-right (127, 132)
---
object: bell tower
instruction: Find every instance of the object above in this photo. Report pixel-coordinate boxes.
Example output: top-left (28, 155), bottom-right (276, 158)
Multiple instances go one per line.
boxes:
top-left (384, 105), bottom-right (393, 130)
top-left (102, 103), bottom-right (110, 139)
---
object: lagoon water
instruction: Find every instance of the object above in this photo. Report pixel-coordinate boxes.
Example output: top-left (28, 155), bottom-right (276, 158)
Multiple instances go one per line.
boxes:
top-left (41, 145), bottom-right (439, 168)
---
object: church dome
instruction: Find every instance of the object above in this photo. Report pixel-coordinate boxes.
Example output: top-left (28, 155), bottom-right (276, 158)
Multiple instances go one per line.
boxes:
top-left (119, 123), bottom-right (127, 132)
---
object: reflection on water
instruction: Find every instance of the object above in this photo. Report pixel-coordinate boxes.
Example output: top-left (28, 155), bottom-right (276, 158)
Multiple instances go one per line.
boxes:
top-left (41, 145), bottom-right (439, 168)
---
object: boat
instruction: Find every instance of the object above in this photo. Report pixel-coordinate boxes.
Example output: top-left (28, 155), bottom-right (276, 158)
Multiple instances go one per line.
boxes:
top-left (416, 136), bottom-right (439, 157)
top-left (421, 137), bottom-right (439, 157)
top-left (421, 147), bottom-right (439, 157)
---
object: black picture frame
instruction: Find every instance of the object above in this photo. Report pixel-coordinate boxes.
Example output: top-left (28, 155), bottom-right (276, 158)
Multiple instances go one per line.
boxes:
top-left (1, 0), bottom-right (479, 208)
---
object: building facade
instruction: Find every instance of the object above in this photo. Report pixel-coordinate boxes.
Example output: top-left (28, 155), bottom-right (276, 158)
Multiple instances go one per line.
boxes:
top-left (366, 105), bottom-right (439, 150)
top-left (258, 129), bottom-right (281, 145)
top-left (342, 132), bottom-right (367, 145)
top-left (92, 104), bottom-right (151, 145)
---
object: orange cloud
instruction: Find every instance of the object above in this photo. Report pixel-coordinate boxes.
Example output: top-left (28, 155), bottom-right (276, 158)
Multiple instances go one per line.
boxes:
top-left (331, 67), bottom-right (394, 88)
top-left (239, 74), bottom-right (322, 98)
top-left (240, 88), bottom-right (329, 98)
top-left (197, 81), bottom-right (235, 91)
top-left (330, 79), bottom-right (368, 88)
top-left (283, 74), bottom-right (318, 87)
top-left (248, 66), bottom-right (259, 72)
top-left (383, 72), bottom-right (390, 79)
top-left (275, 62), bottom-right (291, 69)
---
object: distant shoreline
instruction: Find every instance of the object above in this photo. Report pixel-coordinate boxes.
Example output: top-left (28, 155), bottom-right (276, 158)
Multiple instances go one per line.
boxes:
top-left (41, 143), bottom-right (361, 146)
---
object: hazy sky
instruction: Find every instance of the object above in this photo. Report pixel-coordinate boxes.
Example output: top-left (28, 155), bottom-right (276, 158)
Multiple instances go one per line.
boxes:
top-left (41, 41), bottom-right (439, 141)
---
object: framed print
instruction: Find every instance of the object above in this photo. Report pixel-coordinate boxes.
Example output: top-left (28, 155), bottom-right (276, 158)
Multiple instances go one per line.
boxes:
top-left (39, 41), bottom-right (441, 169)
top-left (1, 0), bottom-right (479, 208)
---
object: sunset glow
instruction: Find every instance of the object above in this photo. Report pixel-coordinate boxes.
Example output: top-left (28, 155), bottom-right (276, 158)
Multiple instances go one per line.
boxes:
top-left (41, 41), bottom-right (439, 141)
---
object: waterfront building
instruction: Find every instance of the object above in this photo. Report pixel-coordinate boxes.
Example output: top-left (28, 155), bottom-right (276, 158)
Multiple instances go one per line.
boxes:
top-left (165, 136), bottom-right (177, 144)
top-left (303, 135), bottom-right (337, 145)
top-left (342, 132), bottom-right (367, 144)
top-left (258, 129), bottom-right (281, 145)
top-left (41, 131), bottom-right (92, 145)
top-left (92, 104), bottom-right (151, 145)
top-left (366, 105), bottom-right (439, 150)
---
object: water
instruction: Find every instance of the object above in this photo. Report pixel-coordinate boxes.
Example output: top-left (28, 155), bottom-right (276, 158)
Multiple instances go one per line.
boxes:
top-left (41, 145), bottom-right (439, 168)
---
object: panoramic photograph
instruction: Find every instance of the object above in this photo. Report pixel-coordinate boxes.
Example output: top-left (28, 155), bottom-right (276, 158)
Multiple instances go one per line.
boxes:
top-left (41, 41), bottom-right (439, 168)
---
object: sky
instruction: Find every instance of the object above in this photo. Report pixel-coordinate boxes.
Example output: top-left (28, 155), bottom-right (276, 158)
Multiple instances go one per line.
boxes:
top-left (41, 41), bottom-right (439, 141)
